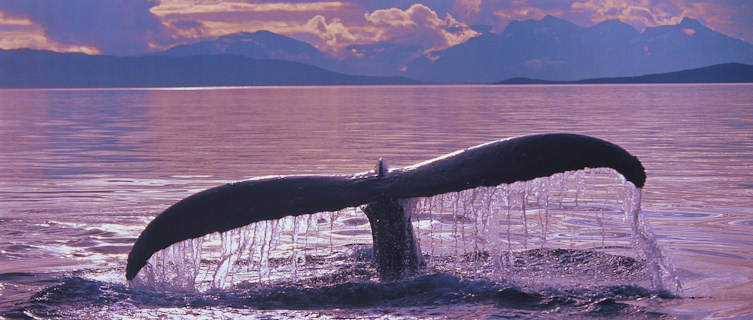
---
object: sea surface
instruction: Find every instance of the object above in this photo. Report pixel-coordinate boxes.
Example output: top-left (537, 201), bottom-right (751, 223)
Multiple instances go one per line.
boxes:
top-left (1, 84), bottom-right (752, 319)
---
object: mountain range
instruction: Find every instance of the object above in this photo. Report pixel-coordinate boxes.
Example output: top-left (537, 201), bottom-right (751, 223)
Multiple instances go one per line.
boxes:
top-left (405, 16), bottom-right (753, 83)
top-left (498, 63), bottom-right (753, 84)
top-left (159, 30), bottom-right (422, 77)
top-left (160, 16), bottom-right (753, 83)
top-left (162, 30), bottom-right (337, 70)
top-left (1, 16), bottom-right (752, 87)
top-left (0, 49), bottom-right (416, 88)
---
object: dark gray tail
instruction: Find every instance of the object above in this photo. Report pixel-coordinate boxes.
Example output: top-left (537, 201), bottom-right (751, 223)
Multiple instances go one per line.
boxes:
top-left (126, 133), bottom-right (645, 280)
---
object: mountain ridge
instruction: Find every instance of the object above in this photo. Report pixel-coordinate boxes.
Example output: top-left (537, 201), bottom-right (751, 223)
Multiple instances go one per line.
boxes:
top-left (497, 63), bottom-right (753, 84)
top-left (158, 16), bottom-right (753, 82)
top-left (0, 49), bottom-right (419, 88)
top-left (162, 30), bottom-right (335, 69)
top-left (3, 15), bottom-right (753, 88)
top-left (160, 30), bottom-right (421, 77)
top-left (404, 16), bottom-right (753, 83)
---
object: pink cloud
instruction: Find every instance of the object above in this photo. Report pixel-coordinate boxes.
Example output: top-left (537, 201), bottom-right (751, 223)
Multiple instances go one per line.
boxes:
top-left (150, 2), bottom-right (479, 56)
top-left (0, 29), bottom-right (100, 54)
top-left (1, 0), bottom-right (167, 55)
top-left (2, 0), bottom-right (750, 55)
top-left (0, 12), bottom-right (99, 53)
top-left (453, 0), bottom-right (483, 19)
top-left (297, 4), bottom-right (478, 55)
top-left (363, 4), bottom-right (478, 50)
top-left (302, 15), bottom-right (361, 54)
top-left (456, 0), bottom-right (570, 33)
top-left (569, 0), bottom-right (751, 41)
top-left (493, 6), bottom-right (558, 21)
top-left (149, 0), bottom-right (364, 50)
top-left (453, 0), bottom-right (752, 43)
top-left (570, 0), bottom-right (683, 29)
top-left (0, 11), bottom-right (32, 26)
top-left (151, 1), bottom-right (347, 16)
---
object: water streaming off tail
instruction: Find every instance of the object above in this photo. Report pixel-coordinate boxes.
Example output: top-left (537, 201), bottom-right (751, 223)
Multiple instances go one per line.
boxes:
top-left (130, 168), bottom-right (680, 294)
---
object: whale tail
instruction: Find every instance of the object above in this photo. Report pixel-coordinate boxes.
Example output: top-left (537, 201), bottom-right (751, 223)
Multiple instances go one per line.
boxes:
top-left (126, 133), bottom-right (645, 281)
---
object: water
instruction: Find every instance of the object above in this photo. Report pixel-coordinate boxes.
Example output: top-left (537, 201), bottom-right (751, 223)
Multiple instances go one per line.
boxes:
top-left (1, 84), bottom-right (752, 318)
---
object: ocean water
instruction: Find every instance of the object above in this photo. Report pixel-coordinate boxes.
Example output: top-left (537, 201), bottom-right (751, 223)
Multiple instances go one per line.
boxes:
top-left (0, 84), bottom-right (752, 319)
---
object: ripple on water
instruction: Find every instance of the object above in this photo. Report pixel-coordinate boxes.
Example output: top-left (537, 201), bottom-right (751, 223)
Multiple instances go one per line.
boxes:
top-left (12, 270), bottom-right (672, 319)
top-left (680, 248), bottom-right (748, 260)
top-left (730, 219), bottom-right (753, 227)
top-left (88, 245), bottom-right (133, 255)
top-left (642, 211), bottom-right (714, 219)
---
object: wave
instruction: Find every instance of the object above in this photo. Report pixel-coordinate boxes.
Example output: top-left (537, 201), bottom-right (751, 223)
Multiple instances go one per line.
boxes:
top-left (9, 248), bottom-right (675, 319)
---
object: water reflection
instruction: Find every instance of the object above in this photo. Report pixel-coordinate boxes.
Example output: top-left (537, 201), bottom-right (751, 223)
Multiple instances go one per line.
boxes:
top-left (1, 84), bottom-right (752, 317)
top-left (3, 85), bottom-right (752, 207)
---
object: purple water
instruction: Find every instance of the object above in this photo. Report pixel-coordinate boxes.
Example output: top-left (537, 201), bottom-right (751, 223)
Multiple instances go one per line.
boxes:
top-left (1, 84), bottom-right (752, 318)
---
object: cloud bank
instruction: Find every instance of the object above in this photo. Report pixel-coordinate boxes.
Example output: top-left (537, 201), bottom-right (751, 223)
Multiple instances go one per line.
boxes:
top-left (0, 0), bottom-right (167, 55)
top-left (0, 0), bottom-right (750, 55)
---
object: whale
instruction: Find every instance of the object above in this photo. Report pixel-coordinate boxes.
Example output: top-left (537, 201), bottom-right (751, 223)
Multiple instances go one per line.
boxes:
top-left (126, 133), bottom-right (646, 281)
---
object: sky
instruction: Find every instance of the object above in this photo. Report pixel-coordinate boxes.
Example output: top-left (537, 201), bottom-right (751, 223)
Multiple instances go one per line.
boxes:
top-left (0, 0), bottom-right (751, 56)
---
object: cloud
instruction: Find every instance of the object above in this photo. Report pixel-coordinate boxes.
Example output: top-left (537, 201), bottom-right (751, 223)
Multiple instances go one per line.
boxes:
top-left (153, 2), bottom-right (479, 55)
top-left (0, 0), bottom-right (166, 55)
top-left (493, 5), bottom-right (555, 21)
top-left (152, 1), bottom-right (346, 16)
top-left (363, 4), bottom-right (478, 50)
top-left (453, 0), bottom-right (483, 18)
top-left (669, 1), bottom-right (753, 41)
top-left (0, 11), bottom-right (32, 27)
top-left (148, 0), bottom-right (363, 49)
top-left (302, 15), bottom-right (361, 53)
top-left (0, 11), bottom-right (100, 53)
top-left (564, 0), bottom-right (753, 42)
top-left (570, 0), bottom-right (682, 28)
top-left (163, 19), bottom-right (209, 41)
top-left (568, 0), bottom-right (746, 34)
top-left (458, 0), bottom-right (752, 43)
top-left (455, 0), bottom-right (571, 32)
top-left (1, 0), bottom-right (750, 55)
top-left (0, 30), bottom-right (100, 54)
top-left (300, 4), bottom-right (478, 52)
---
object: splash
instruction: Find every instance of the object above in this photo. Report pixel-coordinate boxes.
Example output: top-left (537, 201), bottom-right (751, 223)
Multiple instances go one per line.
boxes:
top-left (623, 186), bottom-right (682, 292)
top-left (129, 237), bottom-right (203, 292)
top-left (130, 168), bottom-right (679, 294)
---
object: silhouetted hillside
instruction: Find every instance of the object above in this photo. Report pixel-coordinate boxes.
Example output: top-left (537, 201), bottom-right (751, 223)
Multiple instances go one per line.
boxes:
top-left (406, 16), bottom-right (753, 83)
top-left (498, 63), bottom-right (753, 84)
top-left (162, 31), bottom-right (422, 77)
top-left (162, 31), bottom-right (336, 69)
top-left (0, 49), bottom-right (418, 88)
top-left (142, 18), bottom-right (753, 83)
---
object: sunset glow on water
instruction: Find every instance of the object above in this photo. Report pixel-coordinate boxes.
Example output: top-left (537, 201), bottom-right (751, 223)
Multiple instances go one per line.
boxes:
top-left (1, 85), bottom-right (752, 318)
top-left (2, 1), bottom-right (753, 318)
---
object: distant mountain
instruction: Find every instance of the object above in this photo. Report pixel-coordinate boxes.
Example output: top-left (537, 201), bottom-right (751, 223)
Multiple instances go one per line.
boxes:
top-left (6, 16), bottom-right (752, 87)
top-left (498, 63), bottom-right (753, 84)
top-left (404, 16), bottom-right (753, 83)
top-left (338, 42), bottom-right (425, 76)
top-left (157, 19), bottom-right (753, 82)
top-left (0, 49), bottom-right (418, 88)
top-left (163, 31), bottom-right (423, 76)
top-left (162, 31), bottom-right (335, 68)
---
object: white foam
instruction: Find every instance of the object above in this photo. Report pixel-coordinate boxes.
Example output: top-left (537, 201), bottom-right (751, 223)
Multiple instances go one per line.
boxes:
top-left (131, 168), bottom-right (680, 294)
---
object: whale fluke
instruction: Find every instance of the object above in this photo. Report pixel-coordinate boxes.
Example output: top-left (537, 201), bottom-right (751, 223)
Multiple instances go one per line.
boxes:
top-left (126, 133), bottom-right (645, 280)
